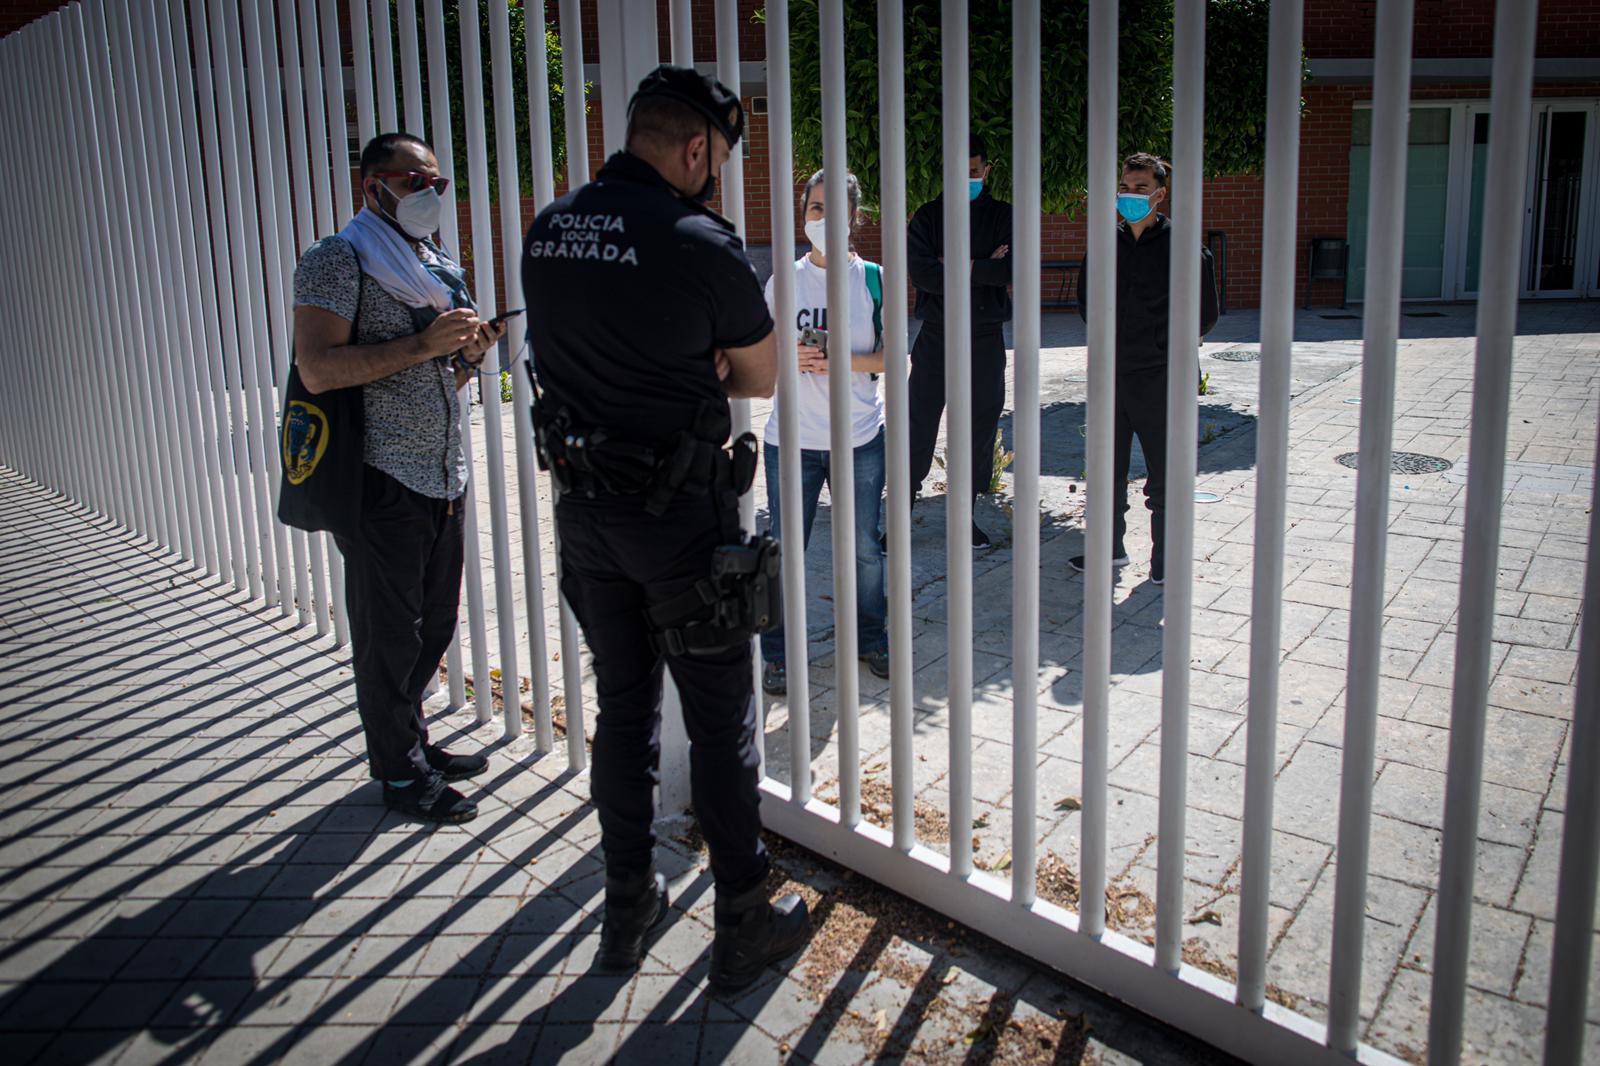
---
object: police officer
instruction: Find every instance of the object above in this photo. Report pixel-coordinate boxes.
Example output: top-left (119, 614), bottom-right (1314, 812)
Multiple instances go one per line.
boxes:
top-left (521, 66), bottom-right (808, 991)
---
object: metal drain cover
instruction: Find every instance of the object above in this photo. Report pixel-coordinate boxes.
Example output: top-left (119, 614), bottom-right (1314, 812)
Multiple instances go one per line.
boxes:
top-left (1335, 451), bottom-right (1454, 474)
top-left (1211, 348), bottom-right (1260, 362)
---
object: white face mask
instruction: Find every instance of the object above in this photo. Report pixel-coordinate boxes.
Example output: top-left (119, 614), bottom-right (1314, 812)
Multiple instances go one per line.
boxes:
top-left (377, 184), bottom-right (443, 240)
top-left (804, 217), bottom-right (831, 260)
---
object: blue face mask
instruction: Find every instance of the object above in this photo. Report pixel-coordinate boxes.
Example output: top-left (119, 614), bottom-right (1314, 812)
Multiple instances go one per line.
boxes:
top-left (1116, 193), bottom-right (1152, 223)
top-left (968, 178), bottom-right (984, 202)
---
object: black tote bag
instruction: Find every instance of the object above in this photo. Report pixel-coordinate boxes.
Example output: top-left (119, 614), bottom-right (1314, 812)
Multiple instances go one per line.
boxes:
top-left (278, 261), bottom-right (366, 539)
top-left (276, 361), bottom-right (365, 539)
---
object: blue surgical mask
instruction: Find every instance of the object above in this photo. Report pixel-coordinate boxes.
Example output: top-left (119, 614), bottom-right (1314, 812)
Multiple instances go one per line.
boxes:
top-left (1116, 193), bottom-right (1152, 223)
top-left (968, 178), bottom-right (983, 202)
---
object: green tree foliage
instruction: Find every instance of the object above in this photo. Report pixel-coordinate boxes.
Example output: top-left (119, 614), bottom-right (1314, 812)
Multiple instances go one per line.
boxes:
top-left (787, 0), bottom-right (1287, 217)
top-left (387, 1), bottom-right (581, 200)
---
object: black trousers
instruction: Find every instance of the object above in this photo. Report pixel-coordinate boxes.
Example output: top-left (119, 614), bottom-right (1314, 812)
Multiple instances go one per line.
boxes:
top-left (557, 490), bottom-right (767, 894)
top-left (334, 465), bottom-right (464, 782)
top-left (907, 323), bottom-right (1009, 498)
top-left (1113, 366), bottom-right (1169, 563)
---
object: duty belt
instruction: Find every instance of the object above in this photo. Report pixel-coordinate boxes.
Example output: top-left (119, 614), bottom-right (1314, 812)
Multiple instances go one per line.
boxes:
top-left (531, 397), bottom-right (756, 517)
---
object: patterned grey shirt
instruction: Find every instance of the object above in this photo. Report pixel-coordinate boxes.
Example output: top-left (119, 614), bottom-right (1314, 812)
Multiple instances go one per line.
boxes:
top-left (292, 236), bottom-right (468, 500)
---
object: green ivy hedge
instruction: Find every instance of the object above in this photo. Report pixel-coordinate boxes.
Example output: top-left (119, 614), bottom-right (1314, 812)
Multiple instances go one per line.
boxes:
top-left (385, 1), bottom-right (580, 201)
top-left (786, 0), bottom-right (1294, 217)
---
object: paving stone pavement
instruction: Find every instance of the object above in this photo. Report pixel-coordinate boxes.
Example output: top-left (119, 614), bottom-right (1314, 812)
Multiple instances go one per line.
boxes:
top-left (0, 468), bottom-right (1239, 1064)
top-left (450, 300), bottom-right (1595, 1063)
top-left (755, 300), bottom-right (1600, 1065)
top-left (4, 300), bottom-right (1597, 1065)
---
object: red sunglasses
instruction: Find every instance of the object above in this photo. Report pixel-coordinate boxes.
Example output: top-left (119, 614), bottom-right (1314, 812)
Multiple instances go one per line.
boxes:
top-left (370, 171), bottom-right (450, 195)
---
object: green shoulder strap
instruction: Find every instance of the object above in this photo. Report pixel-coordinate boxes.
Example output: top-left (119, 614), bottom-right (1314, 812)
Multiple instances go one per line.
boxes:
top-left (863, 261), bottom-right (884, 351)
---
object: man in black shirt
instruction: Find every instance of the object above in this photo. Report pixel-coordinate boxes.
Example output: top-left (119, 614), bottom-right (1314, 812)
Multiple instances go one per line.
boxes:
top-left (521, 66), bottom-right (807, 992)
top-left (1075, 153), bottom-right (1219, 585)
top-left (906, 133), bottom-right (1014, 547)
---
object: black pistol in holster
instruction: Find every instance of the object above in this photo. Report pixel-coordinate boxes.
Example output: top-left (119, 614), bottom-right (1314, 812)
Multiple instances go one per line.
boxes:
top-left (646, 533), bottom-right (783, 657)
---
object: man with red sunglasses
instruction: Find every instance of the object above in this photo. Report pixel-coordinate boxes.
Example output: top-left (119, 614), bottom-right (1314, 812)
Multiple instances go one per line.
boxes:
top-left (293, 133), bottom-right (505, 824)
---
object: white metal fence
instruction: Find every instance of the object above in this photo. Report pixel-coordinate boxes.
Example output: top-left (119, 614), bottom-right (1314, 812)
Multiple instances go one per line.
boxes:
top-left (0, 2), bottom-right (1595, 1064)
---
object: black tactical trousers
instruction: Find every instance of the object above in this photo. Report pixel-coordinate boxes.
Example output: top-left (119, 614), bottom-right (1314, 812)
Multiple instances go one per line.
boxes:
top-left (557, 490), bottom-right (767, 895)
top-left (907, 323), bottom-right (1009, 498)
top-left (1112, 365), bottom-right (1170, 564)
top-left (334, 465), bottom-right (464, 782)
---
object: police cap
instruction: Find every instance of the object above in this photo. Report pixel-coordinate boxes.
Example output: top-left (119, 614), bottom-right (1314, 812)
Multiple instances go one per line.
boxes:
top-left (628, 64), bottom-right (745, 149)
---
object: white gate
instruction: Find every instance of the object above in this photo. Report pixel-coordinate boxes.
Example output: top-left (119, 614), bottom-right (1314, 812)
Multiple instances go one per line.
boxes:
top-left (0, 3), bottom-right (1594, 1064)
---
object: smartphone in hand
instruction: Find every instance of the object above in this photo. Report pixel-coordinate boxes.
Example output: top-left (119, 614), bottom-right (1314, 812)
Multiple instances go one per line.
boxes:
top-left (799, 325), bottom-right (828, 355)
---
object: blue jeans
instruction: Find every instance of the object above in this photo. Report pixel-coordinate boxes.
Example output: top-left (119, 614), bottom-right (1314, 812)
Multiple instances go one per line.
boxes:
top-left (761, 427), bottom-right (888, 662)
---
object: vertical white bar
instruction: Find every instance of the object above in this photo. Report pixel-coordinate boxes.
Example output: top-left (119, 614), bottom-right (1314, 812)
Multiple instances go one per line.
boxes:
top-left (350, 0), bottom-right (377, 146)
top-left (460, 0), bottom-right (524, 737)
top-left (275, 0), bottom-right (348, 643)
top-left (878, 0), bottom-right (914, 854)
top-left (150, 0), bottom-right (234, 583)
top-left (371, 0), bottom-right (399, 131)
top-left (7, 35), bottom-right (55, 499)
top-left (64, 6), bottom-right (150, 540)
top-left (181, 0), bottom-right (263, 594)
top-left (198, 0), bottom-right (267, 598)
top-left (112, 0), bottom-right (197, 561)
top-left (426, 0), bottom-right (494, 723)
top-left (714, 0), bottom-right (760, 770)
top-left (137, 0), bottom-right (215, 568)
top-left (558, 0), bottom-right (589, 187)
top-left (300, 0), bottom-right (335, 233)
top-left (1237, 0), bottom-right (1303, 1012)
top-left (37, 18), bottom-right (93, 513)
top-left (669, 0), bottom-right (693, 66)
top-left (41, 18), bottom-right (105, 518)
top-left (397, 0), bottom-right (426, 136)
top-left (1327, 0), bottom-right (1415, 1051)
top-left (1545, 438), bottom-right (1600, 1066)
top-left (260, 0), bottom-right (336, 638)
top-left (1011, 0), bottom-right (1041, 907)
top-left (320, 0), bottom-right (354, 226)
top-left (1156, 0), bottom-right (1204, 975)
top-left (1429, 2), bottom-right (1539, 1061)
top-left (819, 0), bottom-right (859, 828)
top-left (512, 0), bottom-right (569, 755)
top-left (255, 0), bottom-right (325, 633)
top-left (1081, 0), bottom-right (1118, 939)
top-left (942, 0), bottom-right (973, 879)
top-left (222, 0), bottom-right (295, 616)
top-left (422, 0), bottom-right (471, 713)
top-left (543, 0), bottom-right (594, 745)
top-left (766, 0), bottom-right (810, 802)
top-left (164, 0), bottom-right (241, 584)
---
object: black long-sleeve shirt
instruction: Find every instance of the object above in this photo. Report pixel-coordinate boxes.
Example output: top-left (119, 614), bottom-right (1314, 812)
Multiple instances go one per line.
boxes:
top-left (906, 190), bottom-right (1014, 329)
top-left (1077, 214), bottom-right (1219, 374)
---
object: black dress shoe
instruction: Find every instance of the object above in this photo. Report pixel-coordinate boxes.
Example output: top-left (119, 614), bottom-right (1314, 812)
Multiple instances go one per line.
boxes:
top-left (382, 772), bottom-right (479, 824)
top-left (595, 870), bottom-right (670, 973)
top-left (425, 746), bottom-right (489, 782)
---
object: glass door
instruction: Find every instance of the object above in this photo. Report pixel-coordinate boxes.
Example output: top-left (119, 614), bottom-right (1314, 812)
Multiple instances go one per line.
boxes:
top-left (1347, 106), bottom-right (1454, 301)
top-left (1525, 105), bottom-right (1593, 298)
top-left (1458, 108), bottom-right (1492, 297)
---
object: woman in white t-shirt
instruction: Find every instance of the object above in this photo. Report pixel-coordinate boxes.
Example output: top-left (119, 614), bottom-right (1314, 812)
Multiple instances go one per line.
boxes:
top-left (760, 169), bottom-right (889, 697)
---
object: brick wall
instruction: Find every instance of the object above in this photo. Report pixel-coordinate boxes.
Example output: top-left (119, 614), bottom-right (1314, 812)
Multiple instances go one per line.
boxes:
top-left (1304, 0), bottom-right (1600, 60)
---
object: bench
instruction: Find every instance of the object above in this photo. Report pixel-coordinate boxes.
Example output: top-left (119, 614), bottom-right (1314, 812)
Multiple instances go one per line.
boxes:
top-left (1042, 258), bottom-right (1083, 310)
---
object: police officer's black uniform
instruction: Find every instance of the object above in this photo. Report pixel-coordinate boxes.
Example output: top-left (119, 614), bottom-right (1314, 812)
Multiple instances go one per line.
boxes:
top-left (521, 67), bottom-right (806, 991)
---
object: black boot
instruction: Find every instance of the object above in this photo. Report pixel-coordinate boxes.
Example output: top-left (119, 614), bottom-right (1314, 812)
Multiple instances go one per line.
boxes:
top-left (594, 868), bottom-right (669, 974)
top-left (708, 882), bottom-right (810, 994)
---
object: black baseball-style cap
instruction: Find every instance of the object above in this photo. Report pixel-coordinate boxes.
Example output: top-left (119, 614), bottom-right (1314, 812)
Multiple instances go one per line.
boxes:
top-left (628, 64), bottom-right (745, 148)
